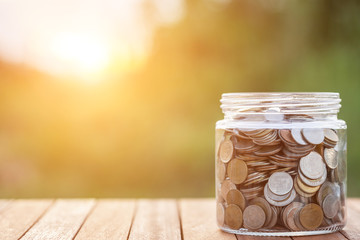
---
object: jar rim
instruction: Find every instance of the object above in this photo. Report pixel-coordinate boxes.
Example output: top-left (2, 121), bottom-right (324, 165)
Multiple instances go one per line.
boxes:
top-left (220, 92), bottom-right (341, 118)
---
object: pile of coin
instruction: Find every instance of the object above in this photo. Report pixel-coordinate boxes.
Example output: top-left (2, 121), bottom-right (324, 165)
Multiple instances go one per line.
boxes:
top-left (216, 127), bottom-right (345, 233)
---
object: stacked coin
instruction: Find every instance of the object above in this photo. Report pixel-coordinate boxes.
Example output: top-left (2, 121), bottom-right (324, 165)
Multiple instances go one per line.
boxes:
top-left (216, 127), bottom-right (346, 232)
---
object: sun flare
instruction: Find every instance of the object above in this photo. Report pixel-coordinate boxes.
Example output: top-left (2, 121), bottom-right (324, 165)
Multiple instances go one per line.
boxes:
top-left (51, 32), bottom-right (110, 79)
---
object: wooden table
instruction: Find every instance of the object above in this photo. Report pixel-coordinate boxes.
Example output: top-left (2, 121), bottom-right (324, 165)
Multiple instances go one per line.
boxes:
top-left (0, 198), bottom-right (359, 240)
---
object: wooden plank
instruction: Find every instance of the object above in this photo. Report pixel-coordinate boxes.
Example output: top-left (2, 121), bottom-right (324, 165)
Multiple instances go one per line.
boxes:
top-left (0, 199), bottom-right (13, 213)
top-left (0, 199), bottom-right (53, 240)
top-left (128, 199), bottom-right (181, 240)
top-left (293, 232), bottom-right (347, 240)
top-left (340, 199), bottom-right (360, 240)
top-left (237, 236), bottom-right (291, 240)
top-left (74, 199), bottom-right (135, 240)
top-left (180, 199), bottom-right (237, 240)
top-left (347, 198), bottom-right (360, 213)
top-left (20, 199), bottom-right (95, 240)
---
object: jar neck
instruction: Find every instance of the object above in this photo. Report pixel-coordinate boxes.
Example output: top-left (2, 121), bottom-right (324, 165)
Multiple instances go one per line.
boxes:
top-left (220, 92), bottom-right (341, 122)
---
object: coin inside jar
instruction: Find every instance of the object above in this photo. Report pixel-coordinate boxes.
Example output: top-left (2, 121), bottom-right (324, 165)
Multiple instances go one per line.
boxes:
top-left (324, 148), bottom-right (338, 169)
top-left (221, 179), bottom-right (236, 199)
top-left (322, 194), bottom-right (340, 219)
top-left (299, 151), bottom-right (325, 180)
top-left (217, 203), bottom-right (225, 226)
top-left (226, 189), bottom-right (246, 211)
top-left (225, 204), bottom-right (243, 229)
top-left (243, 204), bottom-right (266, 230)
top-left (268, 172), bottom-right (293, 196)
top-left (302, 128), bottom-right (325, 145)
top-left (217, 162), bottom-right (227, 183)
top-left (227, 158), bottom-right (248, 184)
top-left (219, 139), bottom-right (234, 163)
top-left (299, 203), bottom-right (324, 230)
top-left (291, 129), bottom-right (308, 145)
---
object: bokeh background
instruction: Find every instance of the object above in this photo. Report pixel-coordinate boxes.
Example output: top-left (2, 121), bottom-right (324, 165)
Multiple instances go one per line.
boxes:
top-left (0, 0), bottom-right (359, 198)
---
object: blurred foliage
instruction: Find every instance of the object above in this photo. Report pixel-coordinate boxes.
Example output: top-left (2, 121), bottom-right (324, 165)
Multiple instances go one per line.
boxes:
top-left (0, 0), bottom-right (359, 197)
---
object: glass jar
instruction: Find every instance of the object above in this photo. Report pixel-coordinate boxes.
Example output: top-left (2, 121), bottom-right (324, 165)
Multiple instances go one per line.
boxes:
top-left (215, 93), bottom-right (347, 236)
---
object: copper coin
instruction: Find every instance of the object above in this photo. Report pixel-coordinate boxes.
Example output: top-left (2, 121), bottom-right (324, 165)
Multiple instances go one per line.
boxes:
top-left (287, 203), bottom-right (304, 231)
top-left (225, 204), bottom-right (243, 230)
top-left (243, 205), bottom-right (266, 230)
top-left (324, 148), bottom-right (338, 169)
top-left (217, 162), bottom-right (226, 183)
top-left (227, 158), bottom-right (248, 184)
top-left (265, 206), bottom-right (278, 228)
top-left (279, 129), bottom-right (297, 145)
top-left (302, 128), bottom-right (325, 145)
top-left (293, 178), bottom-right (316, 198)
top-left (217, 203), bottom-right (225, 226)
top-left (216, 129), bottom-right (225, 157)
top-left (268, 172), bottom-right (293, 196)
top-left (322, 194), bottom-right (340, 219)
top-left (291, 128), bottom-right (308, 145)
top-left (219, 139), bottom-right (234, 163)
top-left (282, 202), bottom-right (303, 230)
top-left (299, 203), bottom-right (323, 230)
top-left (253, 145), bottom-right (282, 157)
top-left (221, 179), bottom-right (236, 199)
top-left (299, 151), bottom-right (325, 180)
top-left (226, 189), bottom-right (246, 211)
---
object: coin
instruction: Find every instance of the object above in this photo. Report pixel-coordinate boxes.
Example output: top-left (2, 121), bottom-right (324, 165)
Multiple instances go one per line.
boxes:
top-left (265, 188), bottom-right (297, 207)
top-left (299, 203), bottom-right (323, 230)
top-left (221, 179), bottom-right (236, 199)
top-left (250, 197), bottom-right (273, 227)
top-left (298, 168), bottom-right (326, 187)
top-left (268, 172), bottom-right (293, 196)
top-left (324, 129), bottom-right (339, 143)
top-left (217, 203), bottom-right (225, 226)
top-left (265, 206), bottom-right (278, 228)
top-left (291, 129), bottom-right (308, 145)
top-left (287, 203), bottom-right (304, 231)
top-left (293, 178), bottom-right (316, 198)
top-left (253, 145), bottom-right (282, 157)
top-left (234, 139), bottom-right (256, 153)
top-left (243, 204), bottom-right (266, 230)
top-left (226, 189), bottom-right (246, 211)
top-left (264, 183), bottom-right (291, 202)
top-left (219, 139), bottom-right (234, 163)
top-left (279, 129), bottom-right (297, 145)
top-left (302, 128), bottom-right (325, 145)
top-left (295, 175), bottom-right (320, 194)
top-left (282, 202), bottom-right (303, 231)
top-left (227, 158), bottom-right (248, 184)
top-left (324, 148), bottom-right (338, 169)
top-left (217, 162), bottom-right (226, 183)
top-left (299, 151), bottom-right (325, 180)
top-left (225, 204), bottom-right (243, 229)
top-left (322, 194), bottom-right (340, 219)
top-left (317, 181), bottom-right (340, 207)
top-left (216, 129), bottom-right (225, 157)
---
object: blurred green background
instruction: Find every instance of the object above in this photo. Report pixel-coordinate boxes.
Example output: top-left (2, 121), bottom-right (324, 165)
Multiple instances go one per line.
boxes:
top-left (0, 0), bottom-right (359, 198)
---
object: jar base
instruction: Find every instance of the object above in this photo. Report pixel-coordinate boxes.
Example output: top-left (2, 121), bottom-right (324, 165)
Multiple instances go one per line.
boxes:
top-left (219, 224), bottom-right (344, 237)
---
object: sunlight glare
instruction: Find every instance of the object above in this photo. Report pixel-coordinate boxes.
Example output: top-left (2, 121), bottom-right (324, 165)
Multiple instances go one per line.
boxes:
top-left (51, 32), bottom-right (110, 79)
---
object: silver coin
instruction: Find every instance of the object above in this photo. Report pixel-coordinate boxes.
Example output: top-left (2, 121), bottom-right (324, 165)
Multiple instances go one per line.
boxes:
top-left (264, 183), bottom-right (291, 202)
top-left (265, 188), bottom-right (297, 207)
top-left (299, 151), bottom-right (325, 180)
top-left (291, 128), bottom-right (308, 145)
top-left (302, 128), bottom-right (325, 145)
top-left (268, 172), bottom-right (293, 196)
top-left (324, 148), bottom-right (338, 169)
top-left (298, 168), bottom-right (327, 187)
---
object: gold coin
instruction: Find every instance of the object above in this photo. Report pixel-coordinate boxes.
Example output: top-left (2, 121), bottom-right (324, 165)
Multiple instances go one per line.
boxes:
top-left (225, 204), bottom-right (243, 230)
top-left (217, 203), bottom-right (225, 226)
top-left (226, 189), bottom-right (246, 211)
top-left (243, 205), bottom-right (266, 230)
top-left (296, 175), bottom-right (320, 194)
top-left (216, 162), bottom-right (226, 183)
top-left (219, 139), bottom-right (234, 163)
top-left (324, 148), bottom-right (338, 169)
top-left (293, 178), bottom-right (316, 198)
top-left (299, 203), bottom-right (323, 230)
top-left (221, 179), bottom-right (236, 199)
top-left (227, 158), bottom-right (248, 184)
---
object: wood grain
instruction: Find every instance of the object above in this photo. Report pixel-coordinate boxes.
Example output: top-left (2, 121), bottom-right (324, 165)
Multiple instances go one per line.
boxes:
top-left (128, 199), bottom-right (181, 240)
top-left (341, 199), bottom-right (360, 240)
top-left (0, 199), bottom-right (53, 240)
top-left (74, 199), bottom-right (135, 240)
top-left (180, 199), bottom-right (237, 240)
top-left (20, 199), bottom-right (95, 240)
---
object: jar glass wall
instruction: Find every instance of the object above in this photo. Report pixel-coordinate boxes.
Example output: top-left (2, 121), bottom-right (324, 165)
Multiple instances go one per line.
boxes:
top-left (215, 93), bottom-right (347, 236)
